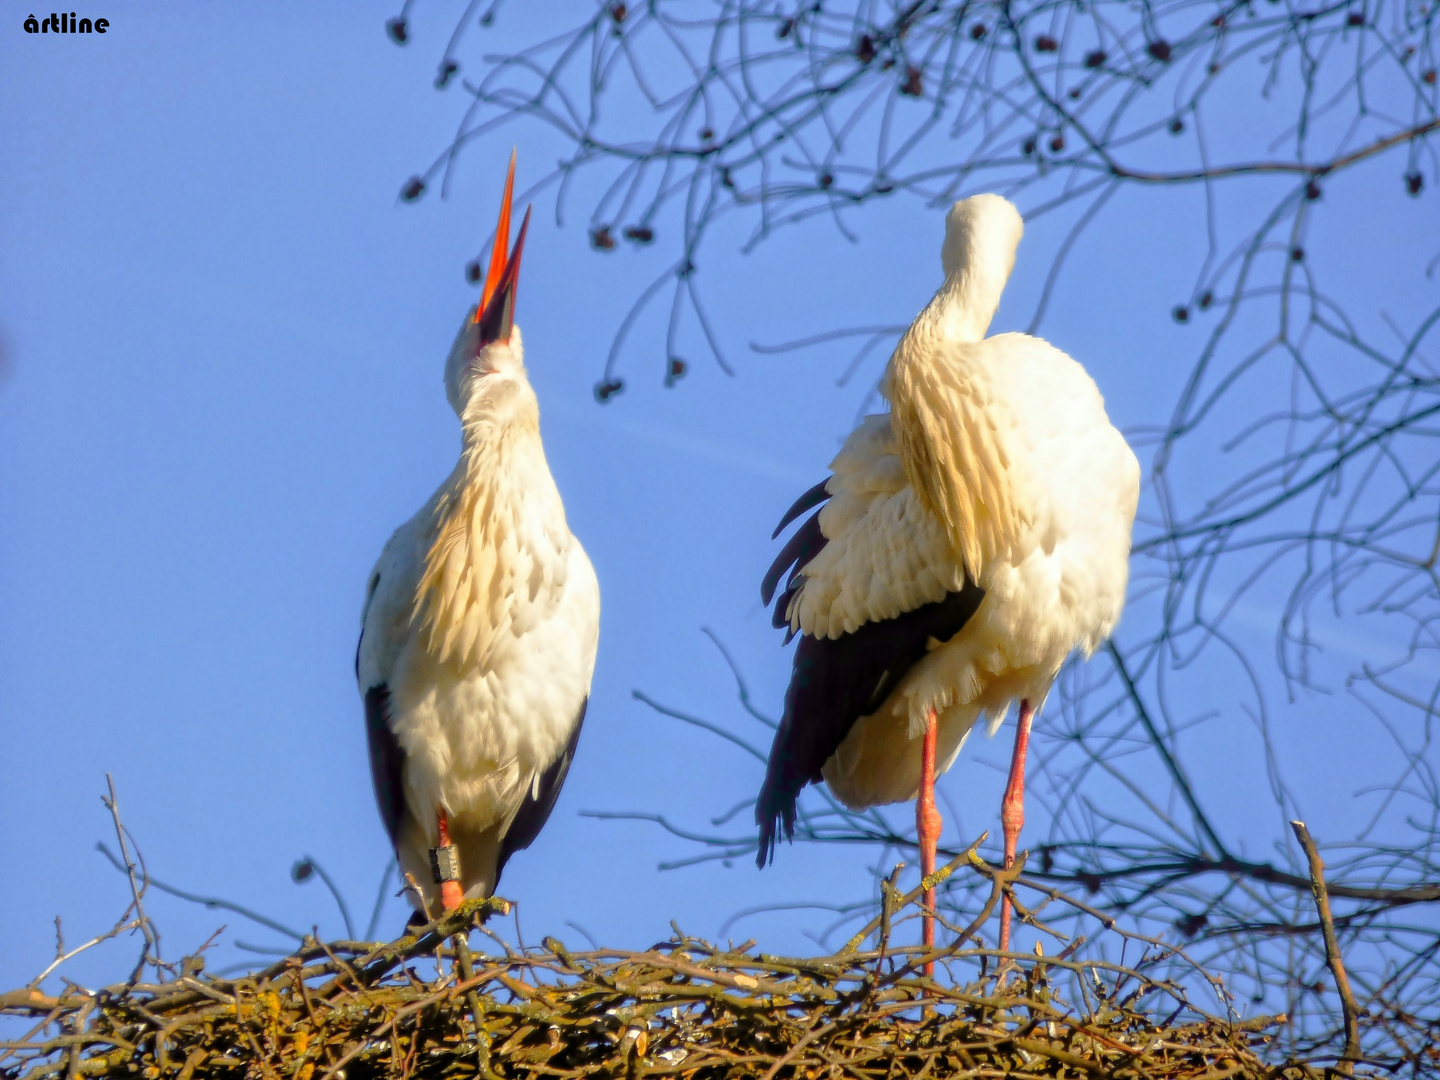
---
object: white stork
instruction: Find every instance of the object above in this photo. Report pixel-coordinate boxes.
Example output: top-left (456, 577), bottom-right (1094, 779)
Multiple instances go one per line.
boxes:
top-left (357, 153), bottom-right (600, 919)
top-left (757, 194), bottom-right (1139, 956)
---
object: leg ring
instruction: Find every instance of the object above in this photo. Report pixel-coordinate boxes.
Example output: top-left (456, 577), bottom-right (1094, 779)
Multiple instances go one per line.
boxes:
top-left (430, 845), bottom-right (461, 884)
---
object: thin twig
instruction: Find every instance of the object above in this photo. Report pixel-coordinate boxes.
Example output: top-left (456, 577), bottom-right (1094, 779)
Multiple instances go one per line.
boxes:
top-left (1289, 820), bottom-right (1362, 1073)
top-left (101, 776), bottom-right (159, 983)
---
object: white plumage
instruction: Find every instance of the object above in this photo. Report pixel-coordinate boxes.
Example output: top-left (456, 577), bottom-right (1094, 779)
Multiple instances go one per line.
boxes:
top-left (812, 330), bottom-right (1137, 807)
top-left (358, 160), bottom-right (599, 918)
top-left (757, 194), bottom-right (1138, 953)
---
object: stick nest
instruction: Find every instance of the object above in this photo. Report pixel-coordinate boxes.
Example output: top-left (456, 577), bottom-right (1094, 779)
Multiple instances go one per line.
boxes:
top-left (4, 897), bottom-right (1315, 1080)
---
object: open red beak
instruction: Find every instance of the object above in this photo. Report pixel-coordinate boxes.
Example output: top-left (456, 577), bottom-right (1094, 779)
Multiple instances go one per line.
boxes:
top-left (475, 150), bottom-right (532, 348)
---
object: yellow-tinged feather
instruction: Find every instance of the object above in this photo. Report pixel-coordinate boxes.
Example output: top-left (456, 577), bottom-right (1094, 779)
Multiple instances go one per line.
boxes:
top-left (414, 415), bottom-right (545, 672)
top-left (887, 336), bottom-right (1029, 583)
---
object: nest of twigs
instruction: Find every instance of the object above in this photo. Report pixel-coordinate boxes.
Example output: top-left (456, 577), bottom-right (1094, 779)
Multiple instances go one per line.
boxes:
top-left (2, 888), bottom-right (1317, 1080)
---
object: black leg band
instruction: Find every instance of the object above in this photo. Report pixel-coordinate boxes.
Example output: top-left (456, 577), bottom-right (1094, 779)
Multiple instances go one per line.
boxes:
top-left (430, 844), bottom-right (460, 883)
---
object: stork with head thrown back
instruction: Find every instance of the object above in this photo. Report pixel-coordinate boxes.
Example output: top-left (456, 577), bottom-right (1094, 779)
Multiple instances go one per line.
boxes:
top-left (357, 153), bottom-right (600, 919)
top-left (757, 194), bottom-right (1139, 958)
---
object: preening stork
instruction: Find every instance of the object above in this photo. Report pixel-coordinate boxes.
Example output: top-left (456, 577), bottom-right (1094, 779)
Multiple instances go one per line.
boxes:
top-left (357, 153), bottom-right (600, 919)
top-left (757, 194), bottom-right (1139, 956)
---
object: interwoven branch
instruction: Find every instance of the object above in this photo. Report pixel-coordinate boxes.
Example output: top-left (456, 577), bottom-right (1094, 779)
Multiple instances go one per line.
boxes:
top-left (4, 893), bottom-right (1300, 1080)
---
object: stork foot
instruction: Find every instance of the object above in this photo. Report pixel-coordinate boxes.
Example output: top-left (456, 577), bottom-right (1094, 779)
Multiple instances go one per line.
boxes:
top-left (439, 879), bottom-right (464, 913)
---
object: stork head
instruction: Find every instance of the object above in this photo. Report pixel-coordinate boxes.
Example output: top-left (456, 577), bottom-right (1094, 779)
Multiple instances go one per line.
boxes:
top-left (930, 194), bottom-right (1024, 343)
top-left (941, 194), bottom-right (1024, 282)
top-left (444, 151), bottom-right (536, 424)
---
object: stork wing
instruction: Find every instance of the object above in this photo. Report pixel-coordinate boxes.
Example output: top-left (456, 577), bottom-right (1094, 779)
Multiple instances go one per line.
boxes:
top-left (364, 684), bottom-right (407, 849)
top-left (357, 520), bottom-right (425, 855)
top-left (496, 698), bottom-right (587, 882)
top-left (756, 412), bottom-right (984, 864)
top-left (756, 587), bottom-right (983, 864)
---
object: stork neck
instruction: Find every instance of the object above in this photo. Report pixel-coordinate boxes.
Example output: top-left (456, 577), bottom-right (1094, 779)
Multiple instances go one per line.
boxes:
top-left (457, 410), bottom-right (542, 489)
top-left (417, 389), bottom-right (566, 671)
top-left (457, 373), bottom-right (541, 451)
top-left (924, 262), bottom-right (1007, 344)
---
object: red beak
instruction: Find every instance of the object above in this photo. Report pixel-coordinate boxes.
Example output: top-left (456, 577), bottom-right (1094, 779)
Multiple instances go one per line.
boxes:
top-left (475, 150), bottom-right (532, 348)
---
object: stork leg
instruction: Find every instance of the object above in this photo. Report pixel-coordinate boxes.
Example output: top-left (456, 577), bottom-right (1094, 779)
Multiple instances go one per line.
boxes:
top-left (433, 809), bottom-right (464, 913)
top-left (917, 706), bottom-right (942, 975)
top-left (998, 699), bottom-right (1035, 953)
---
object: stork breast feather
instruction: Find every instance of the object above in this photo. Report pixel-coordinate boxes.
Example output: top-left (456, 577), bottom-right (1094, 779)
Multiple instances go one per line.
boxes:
top-left (418, 469), bottom-right (575, 671)
top-left (418, 478), bottom-right (520, 668)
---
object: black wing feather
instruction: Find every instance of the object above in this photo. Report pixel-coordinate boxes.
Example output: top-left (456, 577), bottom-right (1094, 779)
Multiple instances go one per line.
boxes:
top-left (755, 583), bottom-right (986, 867)
top-left (364, 684), bottom-right (407, 850)
top-left (763, 478), bottom-right (836, 626)
top-left (772, 479), bottom-right (833, 539)
top-left (496, 698), bottom-right (588, 883)
top-left (762, 509), bottom-right (829, 608)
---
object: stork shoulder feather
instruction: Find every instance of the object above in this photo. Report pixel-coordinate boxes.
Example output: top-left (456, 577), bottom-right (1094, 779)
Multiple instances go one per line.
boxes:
top-left (790, 415), bottom-right (966, 639)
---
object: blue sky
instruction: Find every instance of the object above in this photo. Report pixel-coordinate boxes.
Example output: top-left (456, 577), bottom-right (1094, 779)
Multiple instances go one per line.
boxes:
top-left (3, 4), bottom-right (1436, 991)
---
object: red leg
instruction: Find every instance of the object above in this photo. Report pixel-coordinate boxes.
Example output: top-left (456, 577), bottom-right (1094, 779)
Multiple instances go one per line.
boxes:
top-left (999, 699), bottom-right (1034, 953)
top-left (917, 707), bottom-right (942, 975)
top-left (435, 809), bottom-right (464, 913)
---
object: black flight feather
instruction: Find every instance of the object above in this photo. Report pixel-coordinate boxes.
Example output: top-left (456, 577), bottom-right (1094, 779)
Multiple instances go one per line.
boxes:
top-left (772, 479), bottom-right (832, 539)
top-left (755, 582), bottom-right (986, 867)
top-left (762, 509), bottom-right (828, 608)
top-left (496, 697), bottom-right (588, 882)
top-left (364, 684), bottom-right (407, 851)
